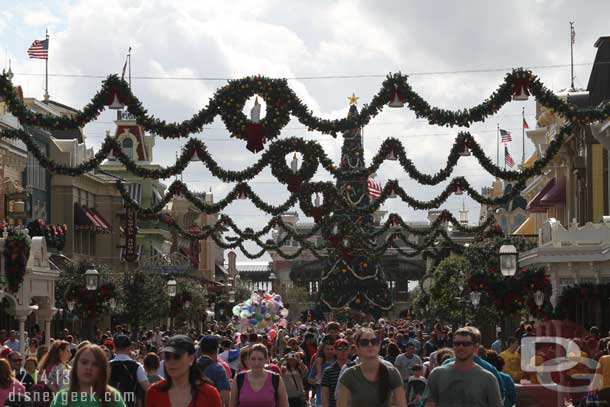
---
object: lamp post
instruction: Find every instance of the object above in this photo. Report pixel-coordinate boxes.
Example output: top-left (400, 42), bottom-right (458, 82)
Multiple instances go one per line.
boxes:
top-left (84, 269), bottom-right (99, 291)
top-left (269, 272), bottom-right (277, 292)
top-left (167, 278), bottom-right (177, 297)
top-left (499, 245), bottom-right (518, 277)
top-left (534, 290), bottom-right (545, 309)
top-left (470, 291), bottom-right (481, 308)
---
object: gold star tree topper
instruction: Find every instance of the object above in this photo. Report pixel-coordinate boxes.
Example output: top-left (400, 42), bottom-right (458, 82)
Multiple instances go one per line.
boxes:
top-left (348, 93), bottom-right (359, 105)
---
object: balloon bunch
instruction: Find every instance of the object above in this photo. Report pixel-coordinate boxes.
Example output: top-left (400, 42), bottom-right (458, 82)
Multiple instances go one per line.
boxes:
top-left (232, 291), bottom-right (289, 333)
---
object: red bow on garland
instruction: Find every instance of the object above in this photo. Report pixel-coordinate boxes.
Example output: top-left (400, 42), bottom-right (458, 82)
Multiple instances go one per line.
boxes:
top-left (512, 79), bottom-right (531, 97)
top-left (286, 175), bottom-right (302, 193)
top-left (246, 123), bottom-right (266, 153)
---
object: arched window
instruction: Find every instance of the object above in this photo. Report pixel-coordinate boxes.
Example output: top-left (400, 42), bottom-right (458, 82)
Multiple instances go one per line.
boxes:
top-left (122, 138), bottom-right (134, 159)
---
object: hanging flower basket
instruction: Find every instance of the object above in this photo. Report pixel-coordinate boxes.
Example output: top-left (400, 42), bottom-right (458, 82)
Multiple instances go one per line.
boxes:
top-left (4, 232), bottom-right (30, 293)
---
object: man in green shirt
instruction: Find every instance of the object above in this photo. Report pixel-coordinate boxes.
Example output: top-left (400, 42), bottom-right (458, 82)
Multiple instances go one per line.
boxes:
top-left (424, 326), bottom-right (503, 407)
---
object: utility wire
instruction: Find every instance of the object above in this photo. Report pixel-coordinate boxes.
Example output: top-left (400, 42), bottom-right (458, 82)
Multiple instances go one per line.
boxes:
top-left (11, 62), bottom-right (605, 81)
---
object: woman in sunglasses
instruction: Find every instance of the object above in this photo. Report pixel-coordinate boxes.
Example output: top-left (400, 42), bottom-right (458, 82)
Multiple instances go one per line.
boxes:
top-left (146, 335), bottom-right (221, 407)
top-left (281, 352), bottom-right (308, 407)
top-left (337, 328), bottom-right (406, 407)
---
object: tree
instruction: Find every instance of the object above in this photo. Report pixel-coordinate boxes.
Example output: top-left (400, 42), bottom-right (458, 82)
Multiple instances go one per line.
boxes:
top-left (119, 269), bottom-right (169, 335)
top-left (169, 277), bottom-right (208, 328)
top-left (428, 255), bottom-right (471, 326)
top-left (319, 103), bottom-right (392, 315)
top-left (55, 260), bottom-right (116, 339)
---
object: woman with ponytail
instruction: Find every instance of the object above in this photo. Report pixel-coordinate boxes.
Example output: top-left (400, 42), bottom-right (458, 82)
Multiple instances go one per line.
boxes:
top-left (337, 328), bottom-right (406, 407)
top-left (146, 335), bottom-right (221, 407)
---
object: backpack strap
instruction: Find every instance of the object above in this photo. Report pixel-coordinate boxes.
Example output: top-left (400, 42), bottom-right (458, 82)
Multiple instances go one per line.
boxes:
top-left (271, 373), bottom-right (279, 407)
top-left (236, 372), bottom-right (245, 407)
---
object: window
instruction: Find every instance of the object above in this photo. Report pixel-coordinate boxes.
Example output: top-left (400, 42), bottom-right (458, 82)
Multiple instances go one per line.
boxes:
top-left (122, 138), bottom-right (134, 160)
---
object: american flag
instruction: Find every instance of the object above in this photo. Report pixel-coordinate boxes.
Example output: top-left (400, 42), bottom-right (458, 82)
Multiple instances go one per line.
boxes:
top-left (500, 129), bottom-right (512, 143)
top-left (367, 178), bottom-right (382, 198)
top-left (571, 29), bottom-right (576, 45)
top-left (27, 38), bottom-right (49, 59)
top-left (505, 145), bottom-right (515, 168)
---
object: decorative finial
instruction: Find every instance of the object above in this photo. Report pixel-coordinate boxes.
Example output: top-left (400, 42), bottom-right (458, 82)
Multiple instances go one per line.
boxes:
top-left (348, 93), bottom-right (359, 105)
top-left (6, 59), bottom-right (13, 81)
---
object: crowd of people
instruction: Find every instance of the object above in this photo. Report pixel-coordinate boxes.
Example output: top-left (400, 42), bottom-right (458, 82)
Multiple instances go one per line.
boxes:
top-left (0, 319), bottom-right (609, 407)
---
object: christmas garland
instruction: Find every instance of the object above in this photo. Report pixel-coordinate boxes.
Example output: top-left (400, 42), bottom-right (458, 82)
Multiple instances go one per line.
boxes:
top-left (0, 121), bottom-right (571, 187)
top-left (553, 283), bottom-right (610, 320)
top-left (0, 69), bottom-right (606, 141)
top-left (65, 281), bottom-right (116, 318)
top-left (151, 209), bottom-right (495, 261)
top-left (3, 231), bottom-right (30, 293)
top-left (467, 266), bottom-right (551, 315)
top-left (27, 219), bottom-right (68, 251)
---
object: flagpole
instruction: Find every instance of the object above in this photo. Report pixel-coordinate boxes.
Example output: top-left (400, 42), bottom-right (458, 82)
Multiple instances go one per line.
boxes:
top-left (496, 124), bottom-right (500, 167)
top-left (570, 21), bottom-right (575, 91)
top-left (44, 29), bottom-right (49, 101)
top-left (128, 47), bottom-right (131, 89)
top-left (522, 107), bottom-right (526, 165)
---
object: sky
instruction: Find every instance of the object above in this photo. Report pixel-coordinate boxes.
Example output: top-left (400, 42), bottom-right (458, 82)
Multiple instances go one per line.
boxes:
top-left (0, 0), bottom-right (607, 263)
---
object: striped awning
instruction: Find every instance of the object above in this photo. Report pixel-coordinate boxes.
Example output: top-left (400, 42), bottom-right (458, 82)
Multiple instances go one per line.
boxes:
top-left (125, 183), bottom-right (143, 204)
top-left (74, 203), bottom-right (110, 233)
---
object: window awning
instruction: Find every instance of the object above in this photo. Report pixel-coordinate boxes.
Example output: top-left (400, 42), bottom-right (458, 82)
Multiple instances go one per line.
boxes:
top-left (513, 215), bottom-right (537, 236)
top-left (540, 176), bottom-right (566, 206)
top-left (526, 178), bottom-right (556, 213)
top-left (74, 204), bottom-right (110, 233)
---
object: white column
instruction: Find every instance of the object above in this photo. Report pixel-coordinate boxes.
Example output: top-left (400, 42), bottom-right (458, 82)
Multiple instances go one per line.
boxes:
top-left (17, 316), bottom-right (27, 354)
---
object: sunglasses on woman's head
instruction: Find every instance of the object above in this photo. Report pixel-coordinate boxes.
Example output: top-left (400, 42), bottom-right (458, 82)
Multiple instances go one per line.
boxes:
top-left (164, 352), bottom-right (185, 361)
top-left (357, 338), bottom-right (380, 347)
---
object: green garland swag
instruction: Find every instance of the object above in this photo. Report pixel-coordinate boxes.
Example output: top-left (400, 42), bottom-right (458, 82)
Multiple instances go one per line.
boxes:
top-left (0, 69), bottom-right (606, 141)
top-left (0, 121), bottom-right (572, 187)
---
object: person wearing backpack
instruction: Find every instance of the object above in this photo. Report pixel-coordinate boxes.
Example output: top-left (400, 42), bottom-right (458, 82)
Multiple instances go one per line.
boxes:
top-left (229, 344), bottom-right (288, 407)
top-left (196, 336), bottom-right (231, 406)
top-left (109, 335), bottom-right (150, 407)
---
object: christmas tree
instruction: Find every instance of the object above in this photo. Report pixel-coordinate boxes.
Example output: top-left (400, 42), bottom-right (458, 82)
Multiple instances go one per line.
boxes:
top-left (319, 97), bottom-right (392, 314)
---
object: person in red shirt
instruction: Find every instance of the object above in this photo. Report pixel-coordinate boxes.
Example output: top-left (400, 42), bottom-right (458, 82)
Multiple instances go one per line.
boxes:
top-left (146, 335), bottom-right (221, 407)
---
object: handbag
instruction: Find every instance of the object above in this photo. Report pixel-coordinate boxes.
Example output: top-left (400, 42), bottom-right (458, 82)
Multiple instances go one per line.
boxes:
top-left (288, 369), bottom-right (307, 406)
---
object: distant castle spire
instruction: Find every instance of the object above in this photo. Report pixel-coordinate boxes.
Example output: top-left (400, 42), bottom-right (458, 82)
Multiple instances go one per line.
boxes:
top-left (459, 200), bottom-right (469, 226)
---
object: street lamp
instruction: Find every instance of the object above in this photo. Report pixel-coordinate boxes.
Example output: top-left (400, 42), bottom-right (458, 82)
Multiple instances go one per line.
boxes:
top-left (84, 269), bottom-right (99, 291)
top-left (470, 291), bottom-right (481, 308)
top-left (499, 245), bottom-right (518, 277)
top-left (167, 278), bottom-right (177, 297)
top-left (67, 300), bottom-right (75, 312)
top-left (534, 290), bottom-right (545, 308)
top-left (183, 298), bottom-right (191, 308)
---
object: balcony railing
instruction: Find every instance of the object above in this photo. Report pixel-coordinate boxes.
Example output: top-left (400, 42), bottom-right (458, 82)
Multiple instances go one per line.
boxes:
top-left (540, 218), bottom-right (610, 247)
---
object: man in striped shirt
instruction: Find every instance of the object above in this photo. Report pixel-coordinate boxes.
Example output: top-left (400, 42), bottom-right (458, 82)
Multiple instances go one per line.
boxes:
top-left (321, 339), bottom-right (353, 407)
